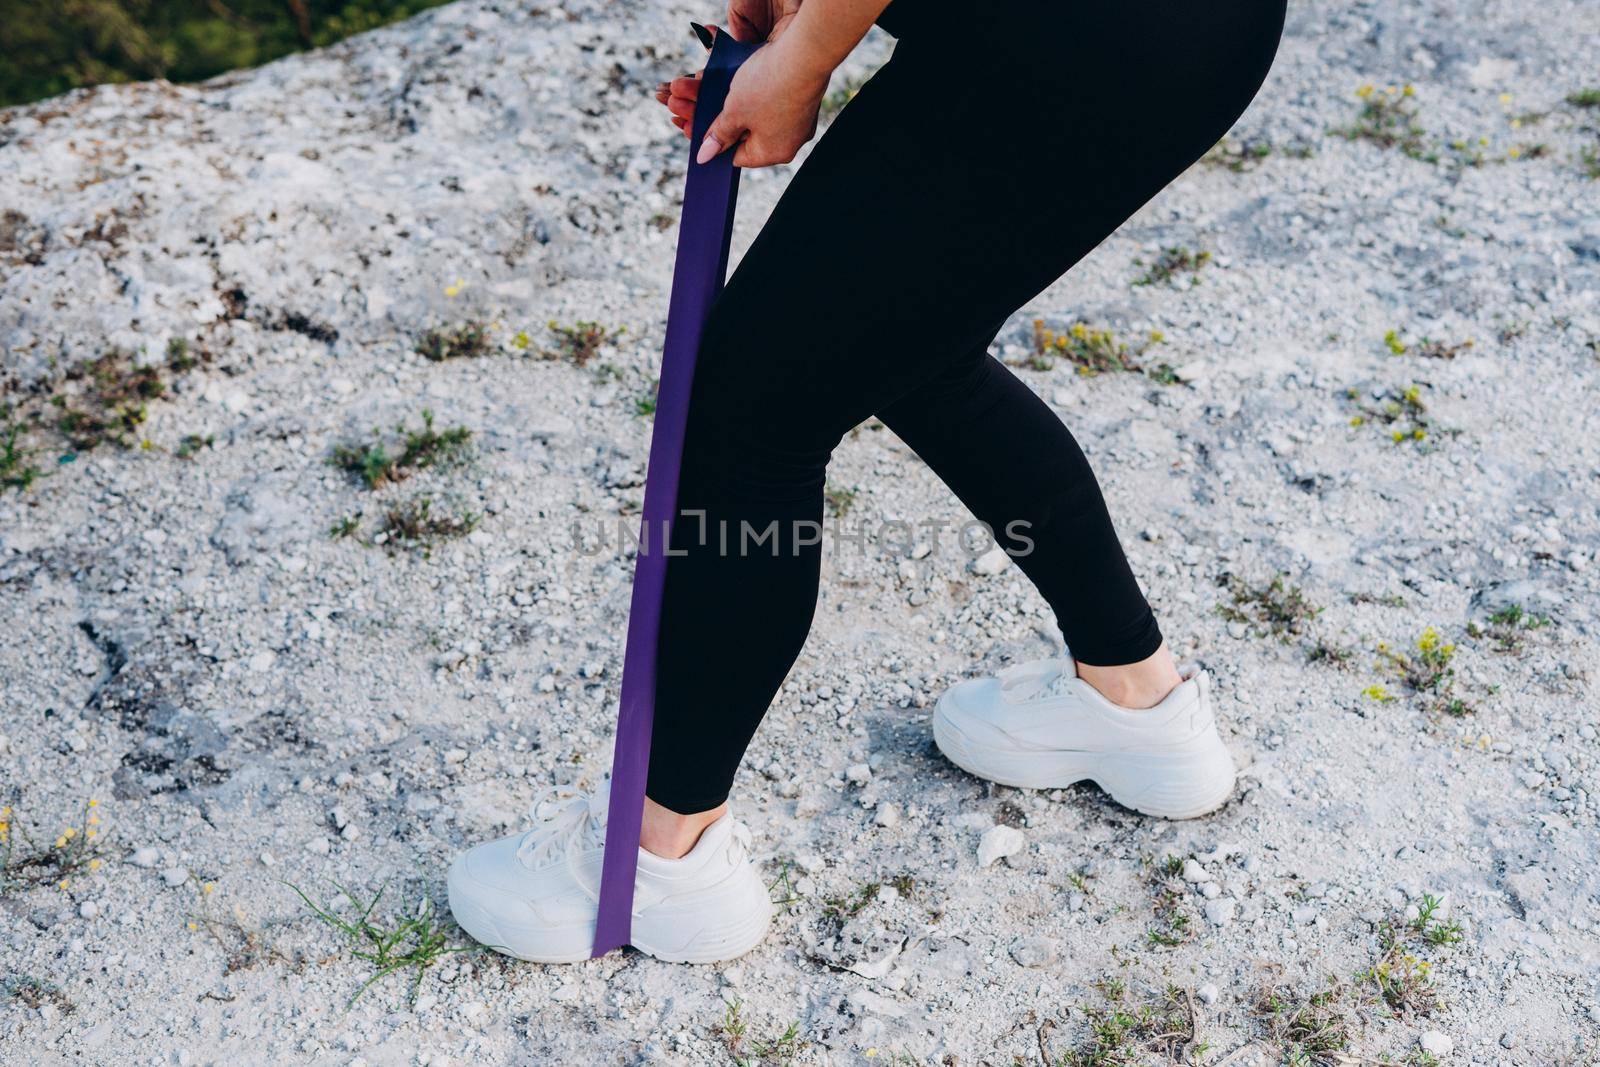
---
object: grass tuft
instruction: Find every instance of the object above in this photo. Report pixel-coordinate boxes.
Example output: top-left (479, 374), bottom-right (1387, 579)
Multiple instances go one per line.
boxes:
top-left (1145, 855), bottom-right (1194, 948)
top-left (1370, 626), bottom-right (1470, 715)
top-left (716, 998), bottom-right (809, 1066)
top-left (286, 881), bottom-right (481, 1008)
top-left (1, 416), bottom-right (45, 491)
top-left (416, 322), bottom-right (492, 362)
top-left (1218, 573), bottom-right (1320, 640)
top-left (1250, 982), bottom-right (1351, 1065)
top-left (544, 320), bottom-right (624, 366)
top-left (373, 495), bottom-right (478, 550)
top-left (1133, 247), bottom-right (1210, 287)
top-left (330, 410), bottom-right (472, 489)
top-left (1345, 383), bottom-right (1433, 445)
top-left (1029, 320), bottom-right (1173, 384)
top-left (1334, 84), bottom-right (1434, 162)
top-left (1057, 981), bottom-right (1196, 1066)
top-left (0, 798), bottom-right (106, 895)
top-left (1467, 603), bottom-right (1551, 654)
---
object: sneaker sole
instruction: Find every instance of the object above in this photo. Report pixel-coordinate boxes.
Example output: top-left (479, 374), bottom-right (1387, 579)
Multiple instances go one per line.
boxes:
top-left (447, 857), bottom-right (772, 965)
top-left (933, 698), bottom-right (1236, 819)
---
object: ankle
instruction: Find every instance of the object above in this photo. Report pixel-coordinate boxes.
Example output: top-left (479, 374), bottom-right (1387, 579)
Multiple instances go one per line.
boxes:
top-left (640, 797), bottom-right (726, 859)
top-left (1075, 645), bottom-right (1183, 710)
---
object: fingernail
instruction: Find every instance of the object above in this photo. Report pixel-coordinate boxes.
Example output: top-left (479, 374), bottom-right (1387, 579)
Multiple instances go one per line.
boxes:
top-left (696, 134), bottom-right (720, 165)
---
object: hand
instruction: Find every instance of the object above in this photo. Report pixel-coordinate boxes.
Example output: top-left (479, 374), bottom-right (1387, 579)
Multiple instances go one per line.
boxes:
top-left (696, 35), bottom-right (830, 167)
top-left (652, 16), bottom-right (825, 167)
top-left (728, 0), bottom-right (803, 43)
top-left (653, 2), bottom-right (800, 138)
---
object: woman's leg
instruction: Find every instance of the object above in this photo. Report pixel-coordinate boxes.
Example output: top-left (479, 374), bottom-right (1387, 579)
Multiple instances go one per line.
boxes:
top-left (645, 0), bottom-right (1286, 817)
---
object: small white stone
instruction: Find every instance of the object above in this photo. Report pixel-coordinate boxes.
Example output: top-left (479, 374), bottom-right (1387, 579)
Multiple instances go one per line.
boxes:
top-left (259, 851), bottom-right (276, 867)
top-left (1181, 858), bottom-right (1212, 883)
top-left (1419, 1030), bottom-right (1454, 1057)
top-left (970, 546), bottom-right (1010, 577)
top-left (129, 847), bottom-right (161, 868)
top-left (1203, 898), bottom-right (1236, 926)
top-left (305, 837), bottom-right (331, 856)
top-left (247, 650), bottom-right (276, 673)
top-left (978, 825), bottom-right (1026, 868)
top-left (161, 867), bottom-right (189, 888)
top-left (1008, 936), bottom-right (1056, 968)
top-left (845, 762), bottom-right (872, 784)
top-left (79, 900), bottom-right (100, 919)
top-left (874, 804), bottom-right (900, 829)
top-left (1196, 983), bottom-right (1220, 1005)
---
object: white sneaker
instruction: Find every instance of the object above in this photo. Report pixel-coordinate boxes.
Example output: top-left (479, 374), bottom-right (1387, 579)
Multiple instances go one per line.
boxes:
top-left (447, 789), bottom-right (772, 964)
top-left (933, 657), bottom-right (1236, 818)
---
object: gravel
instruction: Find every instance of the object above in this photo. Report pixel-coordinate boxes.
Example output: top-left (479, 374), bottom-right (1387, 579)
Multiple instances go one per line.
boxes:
top-left (2, 0), bottom-right (1599, 1062)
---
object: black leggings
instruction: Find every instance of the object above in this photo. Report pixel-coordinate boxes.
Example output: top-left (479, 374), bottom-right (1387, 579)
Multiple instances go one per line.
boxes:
top-left (646, 0), bottom-right (1285, 813)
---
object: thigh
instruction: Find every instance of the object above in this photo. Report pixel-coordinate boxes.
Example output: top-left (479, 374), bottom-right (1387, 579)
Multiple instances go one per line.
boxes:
top-left (691, 0), bottom-right (1283, 448)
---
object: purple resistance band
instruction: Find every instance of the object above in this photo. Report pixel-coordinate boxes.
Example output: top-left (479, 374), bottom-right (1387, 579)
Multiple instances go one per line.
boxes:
top-left (592, 28), bottom-right (759, 958)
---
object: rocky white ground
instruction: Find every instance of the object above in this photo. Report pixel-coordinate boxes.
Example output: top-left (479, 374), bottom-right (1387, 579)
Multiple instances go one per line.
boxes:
top-left (2, 0), bottom-right (1599, 1064)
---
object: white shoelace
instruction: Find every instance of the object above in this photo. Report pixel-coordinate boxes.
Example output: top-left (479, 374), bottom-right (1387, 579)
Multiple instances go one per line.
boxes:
top-left (996, 657), bottom-right (1077, 702)
top-left (515, 787), bottom-right (608, 869)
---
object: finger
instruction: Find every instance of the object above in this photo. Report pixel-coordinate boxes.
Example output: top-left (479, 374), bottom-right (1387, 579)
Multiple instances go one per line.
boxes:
top-left (728, 7), bottom-right (764, 42)
top-left (672, 115), bottom-right (689, 132)
top-left (731, 138), bottom-right (770, 169)
top-left (670, 73), bottom-right (701, 101)
top-left (665, 93), bottom-right (696, 122)
top-left (696, 111), bottom-right (745, 164)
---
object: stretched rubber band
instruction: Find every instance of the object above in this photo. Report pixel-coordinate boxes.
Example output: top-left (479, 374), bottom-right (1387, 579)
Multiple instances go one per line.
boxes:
top-left (592, 29), bottom-right (758, 958)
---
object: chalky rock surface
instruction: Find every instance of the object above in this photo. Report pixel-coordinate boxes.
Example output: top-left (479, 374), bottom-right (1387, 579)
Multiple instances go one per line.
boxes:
top-left (3, 0), bottom-right (1600, 1062)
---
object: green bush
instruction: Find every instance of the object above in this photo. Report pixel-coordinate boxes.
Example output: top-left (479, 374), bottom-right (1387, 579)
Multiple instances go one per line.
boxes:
top-left (0, 0), bottom-right (452, 108)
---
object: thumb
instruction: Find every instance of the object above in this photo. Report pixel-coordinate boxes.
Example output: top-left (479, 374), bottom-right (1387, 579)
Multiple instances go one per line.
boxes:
top-left (696, 110), bottom-right (744, 165)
